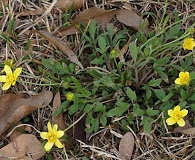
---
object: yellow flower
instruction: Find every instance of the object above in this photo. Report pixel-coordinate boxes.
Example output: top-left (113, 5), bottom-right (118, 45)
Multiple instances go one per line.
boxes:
top-left (40, 121), bottom-right (64, 151)
top-left (66, 92), bottom-right (74, 101)
top-left (174, 71), bottom-right (190, 85)
top-left (0, 65), bottom-right (22, 90)
top-left (166, 106), bottom-right (188, 127)
top-left (183, 38), bottom-right (195, 50)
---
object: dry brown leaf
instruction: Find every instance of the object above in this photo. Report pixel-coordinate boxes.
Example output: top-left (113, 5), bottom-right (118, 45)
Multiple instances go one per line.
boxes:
top-left (116, 9), bottom-right (143, 30)
top-left (55, 0), bottom-right (87, 12)
top-left (0, 91), bottom-right (53, 135)
top-left (0, 134), bottom-right (45, 160)
top-left (57, 7), bottom-right (116, 36)
top-left (19, 0), bottom-right (86, 17)
top-left (119, 132), bottom-right (135, 160)
top-left (52, 91), bottom-right (66, 130)
top-left (174, 120), bottom-right (195, 135)
top-left (72, 7), bottom-right (116, 26)
top-left (35, 30), bottom-right (84, 69)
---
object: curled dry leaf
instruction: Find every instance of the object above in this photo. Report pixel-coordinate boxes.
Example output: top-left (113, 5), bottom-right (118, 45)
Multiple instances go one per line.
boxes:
top-left (55, 0), bottom-right (87, 12)
top-left (35, 30), bottom-right (84, 69)
top-left (19, 0), bottom-right (86, 17)
top-left (119, 132), bottom-right (135, 160)
top-left (0, 91), bottom-right (53, 135)
top-left (0, 134), bottom-right (45, 160)
top-left (116, 9), bottom-right (143, 31)
top-left (52, 91), bottom-right (66, 130)
top-left (57, 7), bottom-right (116, 36)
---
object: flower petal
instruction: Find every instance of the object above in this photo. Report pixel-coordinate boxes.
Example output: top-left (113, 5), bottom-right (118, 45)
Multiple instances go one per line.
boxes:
top-left (184, 72), bottom-right (190, 78)
top-left (40, 132), bottom-right (48, 139)
top-left (54, 139), bottom-right (64, 149)
top-left (177, 118), bottom-right (185, 127)
top-left (44, 141), bottom-right (54, 151)
top-left (4, 65), bottom-right (12, 75)
top-left (0, 75), bottom-right (7, 82)
top-left (174, 78), bottom-right (181, 85)
top-left (47, 121), bottom-right (52, 132)
top-left (174, 106), bottom-right (180, 112)
top-left (2, 82), bottom-right (11, 90)
top-left (180, 109), bottom-right (188, 117)
top-left (56, 130), bottom-right (64, 138)
top-left (168, 109), bottom-right (174, 117)
top-left (179, 72), bottom-right (185, 78)
top-left (53, 124), bottom-right (58, 132)
top-left (13, 68), bottom-right (22, 79)
top-left (166, 117), bottom-right (176, 125)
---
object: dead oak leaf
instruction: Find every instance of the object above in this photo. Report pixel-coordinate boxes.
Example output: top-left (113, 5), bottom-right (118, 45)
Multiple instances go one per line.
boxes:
top-left (0, 134), bottom-right (45, 160)
top-left (0, 91), bottom-right (53, 135)
top-left (119, 132), bottom-right (135, 160)
top-left (56, 7), bottom-right (116, 36)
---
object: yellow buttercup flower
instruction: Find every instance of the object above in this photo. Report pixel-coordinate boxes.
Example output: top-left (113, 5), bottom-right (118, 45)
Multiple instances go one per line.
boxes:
top-left (40, 121), bottom-right (64, 151)
top-left (66, 92), bottom-right (74, 101)
top-left (166, 106), bottom-right (188, 127)
top-left (174, 71), bottom-right (190, 85)
top-left (0, 65), bottom-right (22, 90)
top-left (182, 38), bottom-right (195, 50)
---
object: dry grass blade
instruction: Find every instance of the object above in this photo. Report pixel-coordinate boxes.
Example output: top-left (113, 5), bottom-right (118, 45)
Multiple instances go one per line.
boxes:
top-left (35, 30), bottom-right (84, 69)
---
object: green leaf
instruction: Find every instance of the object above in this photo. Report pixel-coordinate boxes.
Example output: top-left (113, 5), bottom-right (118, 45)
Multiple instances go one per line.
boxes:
top-left (148, 78), bottom-right (162, 87)
top-left (84, 104), bottom-right (93, 113)
top-left (153, 89), bottom-right (166, 101)
top-left (190, 104), bottom-right (195, 111)
top-left (68, 102), bottom-right (79, 115)
top-left (180, 89), bottom-right (187, 100)
top-left (162, 92), bottom-right (174, 102)
top-left (71, 76), bottom-right (90, 96)
top-left (106, 100), bottom-right (130, 117)
top-left (146, 87), bottom-right (152, 99)
top-left (166, 23), bottom-right (181, 39)
top-left (129, 41), bottom-right (138, 61)
top-left (190, 72), bottom-right (195, 80)
top-left (98, 36), bottom-right (107, 51)
top-left (133, 104), bottom-right (145, 116)
top-left (141, 117), bottom-right (153, 133)
top-left (100, 114), bottom-right (107, 126)
top-left (146, 108), bottom-right (159, 117)
top-left (89, 20), bottom-right (96, 40)
top-left (54, 101), bottom-right (68, 117)
top-left (126, 87), bottom-right (137, 101)
top-left (93, 118), bottom-right (99, 132)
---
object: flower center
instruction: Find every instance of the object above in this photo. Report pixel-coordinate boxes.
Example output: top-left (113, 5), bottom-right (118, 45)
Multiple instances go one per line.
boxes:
top-left (6, 74), bottom-right (15, 84)
top-left (48, 132), bottom-right (57, 142)
top-left (173, 111), bottom-right (182, 121)
top-left (181, 76), bottom-right (189, 84)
